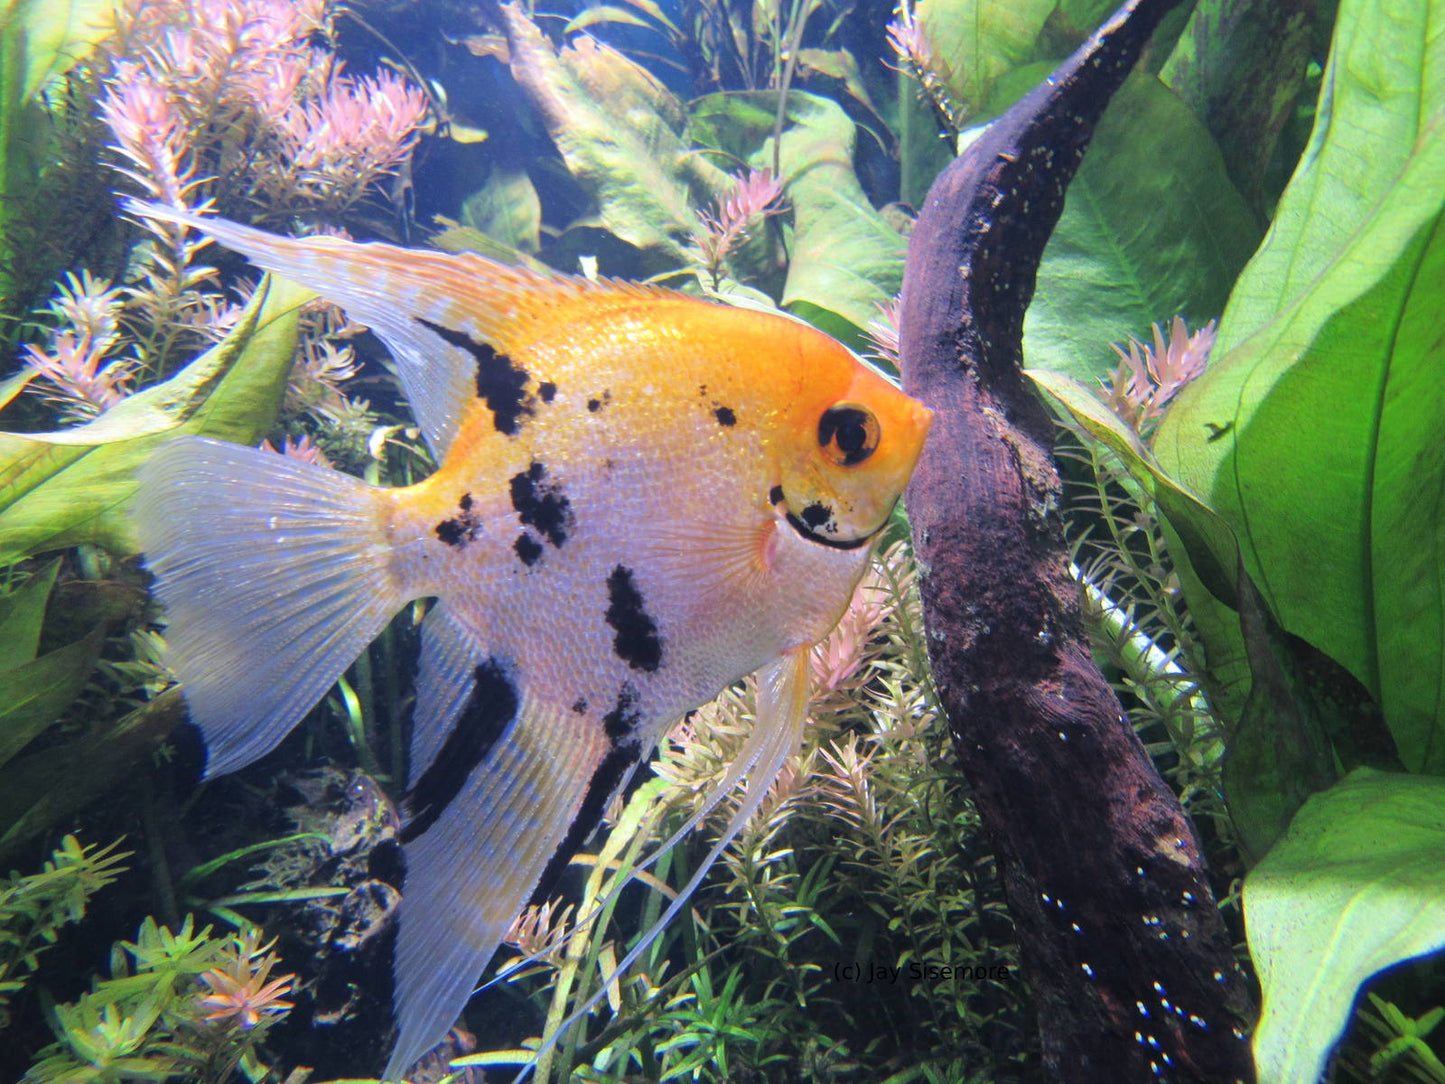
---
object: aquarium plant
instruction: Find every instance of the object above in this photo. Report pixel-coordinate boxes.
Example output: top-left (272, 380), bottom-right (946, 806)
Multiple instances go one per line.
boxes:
top-left (0, 0), bottom-right (1437, 1080)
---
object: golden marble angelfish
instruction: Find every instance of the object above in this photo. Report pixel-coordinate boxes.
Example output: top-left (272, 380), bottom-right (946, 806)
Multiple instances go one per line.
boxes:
top-left (128, 201), bottom-right (932, 1079)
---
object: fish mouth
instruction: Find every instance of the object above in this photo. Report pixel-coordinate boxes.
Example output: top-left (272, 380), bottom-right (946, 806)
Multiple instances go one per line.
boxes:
top-left (770, 484), bottom-right (878, 551)
top-left (782, 510), bottom-right (875, 550)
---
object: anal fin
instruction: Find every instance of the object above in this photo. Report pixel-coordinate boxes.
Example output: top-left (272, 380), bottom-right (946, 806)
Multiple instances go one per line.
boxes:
top-left (526, 647), bottom-right (813, 1074)
top-left (408, 601), bottom-right (482, 786)
top-left (385, 686), bottom-right (615, 1080)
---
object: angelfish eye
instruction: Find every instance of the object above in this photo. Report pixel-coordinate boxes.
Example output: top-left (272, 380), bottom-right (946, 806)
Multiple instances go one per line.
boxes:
top-left (818, 403), bottom-right (880, 467)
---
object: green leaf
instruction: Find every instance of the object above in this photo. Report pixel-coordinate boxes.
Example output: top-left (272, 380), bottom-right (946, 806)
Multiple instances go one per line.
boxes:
top-left (563, 5), bottom-right (657, 35)
top-left (0, 628), bottom-right (104, 770)
top-left (1223, 574), bottom-right (1339, 862)
top-left (915, 0), bottom-right (1055, 116)
top-left (0, 0), bottom-right (114, 301)
top-left (0, 275), bottom-right (309, 563)
top-left (1029, 368), bottom-right (1390, 857)
top-left (1244, 768), bottom-right (1445, 1084)
top-left (1, 0), bottom-right (112, 100)
top-left (459, 166), bottom-right (542, 254)
top-left (0, 558), bottom-right (59, 670)
top-left (691, 90), bottom-right (905, 343)
top-left (1159, 0), bottom-right (1317, 208)
top-left (1154, 0), bottom-right (1445, 771)
top-left (1024, 71), bottom-right (1261, 382)
top-left (0, 688), bottom-right (184, 857)
top-left (499, 3), bottom-right (728, 264)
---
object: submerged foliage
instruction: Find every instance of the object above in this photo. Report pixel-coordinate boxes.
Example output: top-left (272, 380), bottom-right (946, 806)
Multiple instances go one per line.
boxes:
top-left (0, 0), bottom-right (1440, 1079)
top-left (26, 916), bottom-right (297, 1084)
top-left (0, 836), bottom-right (130, 1029)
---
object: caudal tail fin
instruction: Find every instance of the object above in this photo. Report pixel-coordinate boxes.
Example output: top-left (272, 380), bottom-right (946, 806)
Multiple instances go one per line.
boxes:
top-left (133, 435), bottom-right (406, 777)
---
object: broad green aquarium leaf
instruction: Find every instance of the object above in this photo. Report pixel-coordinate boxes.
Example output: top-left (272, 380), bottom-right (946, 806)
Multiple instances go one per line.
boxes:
top-left (0, 557), bottom-right (59, 671)
top-left (1, 0), bottom-right (112, 101)
top-left (0, 628), bottom-right (104, 771)
top-left (1024, 70), bottom-right (1261, 381)
top-left (1155, 0), bottom-right (1445, 772)
top-left (0, 0), bottom-right (113, 303)
top-left (0, 688), bottom-right (183, 857)
top-left (0, 276), bottom-right (309, 563)
top-left (498, 3), bottom-right (729, 264)
top-left (1159, 0), bottom-right (1318, 208)
top-left (1245, 768), bottom-right (1445, 1084)
top-left (914, 0), bottom-right (1055, 118)
top-left (460, 165), bottom-right (543, 254)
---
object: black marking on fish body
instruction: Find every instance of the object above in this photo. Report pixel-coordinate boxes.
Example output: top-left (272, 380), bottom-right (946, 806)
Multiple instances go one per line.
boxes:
top-left (529, 739), bottom-right (641, 905)
top-left (416, 317), bottom-right (532, 435)
top-left (435, 492), bottom-right (483, 547)
top-left (539, 381), bottom-right (557, 402)
top-left (514, 532), bottom-right (543, 566)
top-left (587, 389), bottom-right (611, 413)
top-left (402, 658), bottom-right (518, 842)
top-left (714, 405), bottom-right (736, 427)
top-left (571, 698), bottom-right (588, 715)
top-left (803, 502), bottom-right (838, 531)
top-left (801, 502), bottom-right (832, 530)
top-left (509, 461), bottom-right (572, 548)
top-left (768, 484), bottom-right (785, 506)
top-left (435, 519), bottom-right (467, 547)
top-left (605, 566), bottom-right (662, 672)
top-left (602, 684), bottom-right (642, 740)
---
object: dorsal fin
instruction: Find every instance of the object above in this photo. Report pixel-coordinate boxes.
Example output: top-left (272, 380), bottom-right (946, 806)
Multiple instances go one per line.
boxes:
top-left (126, 201), bottom-right (682, 459)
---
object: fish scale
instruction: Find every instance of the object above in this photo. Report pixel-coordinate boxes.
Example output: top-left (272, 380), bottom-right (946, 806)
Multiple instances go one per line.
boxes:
top-left (127, 200), bottom-right (931, 1080)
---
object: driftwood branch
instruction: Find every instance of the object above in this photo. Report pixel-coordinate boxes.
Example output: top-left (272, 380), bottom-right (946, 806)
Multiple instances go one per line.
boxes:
top-left (898, 1), bottom-right (1256, 1080)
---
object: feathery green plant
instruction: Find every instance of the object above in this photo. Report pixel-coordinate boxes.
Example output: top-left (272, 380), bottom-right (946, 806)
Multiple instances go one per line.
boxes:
top-left (0, 836), bottom-right (130, 1029)
top-left (25, 916), bottom-right (296, 1084)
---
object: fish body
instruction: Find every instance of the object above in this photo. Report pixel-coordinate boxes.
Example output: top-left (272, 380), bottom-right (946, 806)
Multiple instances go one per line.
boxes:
top-left (129, 202), bottom-right (931, 1078)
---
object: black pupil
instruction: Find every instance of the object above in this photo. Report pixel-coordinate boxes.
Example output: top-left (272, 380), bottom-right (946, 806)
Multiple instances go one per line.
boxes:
top-left (819, 406), bottom-right (875, 465)
top-left (836, 419), bottom-right (867, 453)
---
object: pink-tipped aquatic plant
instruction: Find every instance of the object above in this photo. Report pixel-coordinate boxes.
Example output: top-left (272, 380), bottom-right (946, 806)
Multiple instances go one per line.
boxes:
top-left (19, 0), bottom-right (428, 423)
top-left (21, 272), bottom-right (140, 421)
top-left (864, 294), bottom-right (904, 369)
top-left (886, 0), bottom-right (963, 133)
top-left (99, 0), bottom-right (428, 222)
top-left (694, 168), bottom-right (785, 287)
top-left (1099, 315), bottom-right (1217, 439)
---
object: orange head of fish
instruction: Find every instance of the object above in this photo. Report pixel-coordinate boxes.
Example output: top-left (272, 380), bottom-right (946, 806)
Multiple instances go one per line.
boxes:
top-left (771, 327), bottom-right (933, 547)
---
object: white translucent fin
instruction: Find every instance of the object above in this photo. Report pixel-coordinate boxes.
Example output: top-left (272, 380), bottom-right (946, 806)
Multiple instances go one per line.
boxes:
top-left (643, 519), bottom-right (776, 602)
top-left (521, 648), bottom-right (812, 1080)
top-left (408, 602), bottom-right (482, 786)
top-left (126, 200), bottom-right (675, 460)
top-left (385, 694), bottom-right (610, 1081)
top-left (132, 436), bottom-right (403, 777)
